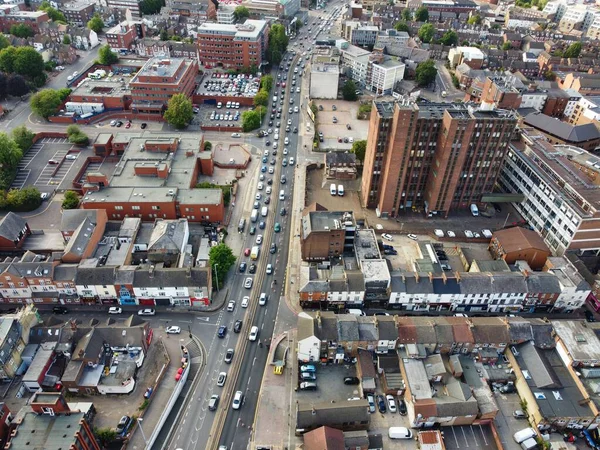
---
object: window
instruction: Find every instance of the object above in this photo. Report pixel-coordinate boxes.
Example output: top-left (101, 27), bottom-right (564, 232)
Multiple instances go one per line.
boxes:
top-left (132, 206), bottom-right (141, 210)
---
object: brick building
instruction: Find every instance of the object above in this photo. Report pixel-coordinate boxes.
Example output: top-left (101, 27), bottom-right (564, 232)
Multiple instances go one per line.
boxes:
top-left (0, 213), bottom-right (30, 251)
top-left (361, 101), bottom-right (517, 218)
top-left (105, 20), bottom-right (143, 51)
top-left (522, 112), bottom-right (600, 151)
top-left (489, 227), bottom-right (551, 270)
top-left (0, 9), bottom-right (48, 33)
top-left (197, 20), bottom-right (268, 70)
top-left (300, 204), bottom-right (356, 261)
top-left (61, 2), bottom-right (95, 26)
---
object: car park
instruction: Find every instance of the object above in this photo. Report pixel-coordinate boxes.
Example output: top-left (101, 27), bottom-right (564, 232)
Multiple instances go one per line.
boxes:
top-left (108, 307), bottom-right (122, 314)
top-left (217, 325), bottom-right (227, 338)
top-left (166, 326), bottom-right (181, 334)
top-left (377, 395), bottom-right (386, 413)
top-left (217, 372), bottom-right (227, 387)
top-left (386, 395), bottom-right (397, 413)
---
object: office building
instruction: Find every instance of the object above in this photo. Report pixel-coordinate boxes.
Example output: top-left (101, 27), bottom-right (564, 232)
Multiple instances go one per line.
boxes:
top-left (107, 0), bottom-right (142, 17)
top-left (361, 101), bottom-right (516, 218)
top-left (0, 9), bottom-right (48, 33)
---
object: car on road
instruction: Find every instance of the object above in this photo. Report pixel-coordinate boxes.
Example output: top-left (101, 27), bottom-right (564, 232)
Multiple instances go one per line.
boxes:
top-left (377, 395), bottom-right (386, 413)
top-left (268, 166), bottom-right (274, 174)
top-left (281, 175), bottom-right (286, 184)
top-left (138, 308), bottom-right (155, 316)
top-left (232, 391), bottom-right (243, 410)
top-left (249, 326), bottom-right (259, 341)
top-left (209, 394), bottom-right (219, 411)
top-left (244, 248), bottom-right (251, 256)
top-left (141, 123), bottom-right (147, 129)
top-left (241, 296), bottom-right (249, 308)
top-left (386, 395), bottom-right (397, 413)
top-left (256, 235), bottom-right (263, 244)
top-left (259, 221), bottom-right (266, 230)
top-left (224, 348), bottom-right (234, 364)
top-left (52, 306), bottom-right (68, 314)
top-left (367, 394), bottom-right (376, 413)
top-left (259, 293), bottom-right (267, 306)
top-left (244, 277), bottom-right (253, 289)
top-left (239, 262), bottom-right (247, 273)
top-left (217, 372), bottom-right (227, 387)
top-left (301, 365), bottom-right (316, 373)
top-left (381, 233), bottom-right (393, 241)
top-left (227, 300), bottom-right (235, 312)
top-left (407, 234), bottom-right (418, 240)
top-left (270, 243), bottom-right (277, 254)
top-left (217, 325), bottom-right (227, 338)
top-left (231, 133), bottom-right (241, 138)
top-left (108, 307), bottom-right (122, 314)
top-left (274, 222), bottom-right (281, 233)
top-left (116, 415), bottom-right (132, 436)
top-left (280, 208), bottom-right (286, 216)
top-left (585, 310), bottom-right (595, 322)
top-left (234, 319), bottom-right (243, 333)
top-left (266, 264), bottom-right (273, 274)
top-left (249, 264), bottom-right (256, 274)
top-left (166, 326), bottom-right (181, 334)
top-left (40, 192), bottom-right (49, 200)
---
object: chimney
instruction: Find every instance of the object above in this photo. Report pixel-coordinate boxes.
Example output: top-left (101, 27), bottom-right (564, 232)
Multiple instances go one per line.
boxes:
top-left (415, 272), bottom-right (420, 283)
top-left (428, 272), bottom-right (433, 283)
top-left (442, 272), bottom-right (447, 284)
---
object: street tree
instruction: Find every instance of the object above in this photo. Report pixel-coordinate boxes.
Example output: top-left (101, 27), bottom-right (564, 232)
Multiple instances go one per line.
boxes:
top-left (254, 89), bottom-right (269, 107)
top-left (7, 74), bottom-right (29, 97)
top-left (14, 46), bottom-right (44, 79)
top-left (414, 6), bottom-right (428, 21)
top-left (241, 109), bottom-right (261, 131)
top-left (342, 80), bottom-right (358, 101)
top-left (97, 45), bottom-right (118, 65)
top-left (418, 23), bottom-right (435, 43)
top-left (0, 46), bottom-right (16, 73)
top-left (11, 126), bottom-right (35, 152)
top-left (87, 13), bottom-right (104, 33)
top-left (233, 6), bottom-right (249, 22)
top-left (30, 89), bottom-right (62, 119)
top-left (467, 14), bottom-right (481, 25)
top-left (62, 191), bottom-right (80, 209)
top-left (351, 140), bottom-right (367, 163)
top-left (0, 35), bottom-right (10, 50)
top-left (394, 21), bottom-right (410, 33)
top-left (208, 243), bottom-right (236, 289)
top-left (543, 70), bottom-right (556, 81)
top-left (260, 74), bottom-right (273, 92)
top-left (267, 23), bottom-right (288, 65)
top-left (164, 93), bottom-right (193, 129)
top-left (415, 59), bottom-right (437, 86)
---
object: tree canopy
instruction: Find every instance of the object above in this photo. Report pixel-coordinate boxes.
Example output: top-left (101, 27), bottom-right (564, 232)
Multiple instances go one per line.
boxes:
top-left (414, 6), bottom-right (429, 22)
top-left (415, 60), bottom-right (437, 86)
top-left (97, 45), bottom-right (118, 65)
top-left (266, 23), bottom-right (288, 65)
top-left (467, 14), bottom-right (481, 25)
top-left (0, 35), bottom-right (10, 50)
top-left (13, 46), bottom-right (44, 79)
top-left (418, 23), bottom-right (435, 43)
top-left (342, 80), bottom-right (358, 101)
top-left (394, 21), bottom-right (410, 33)
top-left (440, 30), bottom-right (458, 46)
top-left (66, 125), bottom-right (89, 145)
top-left (233, 6), bottom-right (250, 22)
top-left (563, 42), bottom-right (582, 58)
top-left (260, 74), bottom-right (273, 92)
top-left (9, 24), bottom-right (34, 38)
top-left (7, 75), bottom-right (29, 97)
top-left (254, 89), bottom-right (269, 107)
top-left (164, 93), bottom-right (193, 129)
top-left (87, 13), bottom-right (104, 33)
top-left (38, 1), bottom-right (66, 22)
top-left (208, 243), bottom-right (236, 289)
top-left (11, 126), bottom-right (34, 153)
top-left (62, 191), bottom-right (80, 210)
top-left (401, 8), bottom-right (411, 21)
top-left (30, 89), bottom-right (63, 119)
top-left (139, 0), bottom-right (164, 15)
top-left (351, 140), bottom-right (367, 163)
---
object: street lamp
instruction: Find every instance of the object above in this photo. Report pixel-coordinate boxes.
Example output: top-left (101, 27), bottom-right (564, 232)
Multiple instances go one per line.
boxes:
top-left (137, 418), bottom-right (148, 445)
top-left (213, 263), bottom-right (219, 293)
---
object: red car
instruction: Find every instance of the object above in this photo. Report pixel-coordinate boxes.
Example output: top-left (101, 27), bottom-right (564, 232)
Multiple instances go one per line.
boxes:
top-left (244, 248), bottom-right (251, 256)
top-left (282, 82), bottom-right (286, 88)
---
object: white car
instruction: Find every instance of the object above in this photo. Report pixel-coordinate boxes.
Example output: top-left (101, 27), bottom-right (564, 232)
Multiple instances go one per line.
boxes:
top-left (244, 277), bottom-right (253, 289)
top-left (40, 192), bottom-right (49, 200)
top-left (296, 87), bottom-right (301, 93)
top-left (382, 233), bottom-right (393, 241)
top-left (231, 133), bottom-right (241, 138)
top-left (249, 326), bottom-right (259, 341)
top-left (283, 148), bottom-right (288, 155)
top-left (166, 326), bottom-right (181, 334)
top-left (259, 293), bottom-right (267, 306)
top-left (241, 296), bottom-right (249, 308)
top-left (266, 264), bottom-right (273, 274)
top-left (108, 307), bottom-right (122, 314)
top-left (465, 230), bottom-right (474, 238)
top-left (294, 106), bottom-right (299, 113)
top-left (386, 395), bottom-right (397, 413)
top-left (256, 235), bottom-right (263, 245)
top-left (434, 229), bottom-right (444, 238)
top-left (138, 308), bottom-right (155, 316)
top-left (232, 390), bottom-right (243, 410)
top-left (407, 234), bottom-right (418, 241)
top-left (110, 120), bottom-right (117, 126)
top-left (257, 182), bottom-right (264, 190)
top-left (447, 231), bottom-right (456, 238)
top-left (217, 372), bottom-right (227, 387)
top-left (227, 300), bottom-right (235, 312)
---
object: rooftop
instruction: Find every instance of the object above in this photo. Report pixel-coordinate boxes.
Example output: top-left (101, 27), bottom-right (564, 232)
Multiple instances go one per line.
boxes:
top-left (551, 320), bottom-right (600, 364)
top-left (197, 19), bottom-right (267, 39)
top-left (354, 229), bottom-right (381, 261)
top-left (523, 112), bottom-right (600, 143)
top-left (70, 78), bottom-right (131, 98)
top-left (9, 411), bottom-right (89, 450)
top-left (492, 227), bottom-right (550, 254)
top-left (131, 57), bottom-right (189, 80)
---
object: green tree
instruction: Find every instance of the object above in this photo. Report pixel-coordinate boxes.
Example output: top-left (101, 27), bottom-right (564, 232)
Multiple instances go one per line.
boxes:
top-left (233, 6), bottom-right (250, 22)
top-left (57, 88), bottom-right (71, 102)
top-left (87, 13), bottom-right (104, 33)
top-left (66, 125), bottom-right (89, 145)
top-left (563, 42), bottom-right (582, 58)
top-left (30, 89), bottom-right (62, 119)
top-left (394, 21), bottom-right (410, 33)
top-left (414, 6), bottom-right (429, 22)
top-left (164, 93), bottom-right (193, 129)
top-left (0, 46), bottom-right (16, 73)
top-left (418, 23), bottom-right (435, 43)
top-left (415, 59), bottom-right (437, 86)
top-left (0, 35), bottom-right (10, 50)
top-left (357, 103), bottom-right (372, 119)
top-left (139, 0), bottom-right (164, 15)
top-left (401, 8), bottom-right (411, 21)
top-left (260, 74), bottom-right (273, 92)
top-left (159, 28), bottom-right (168, 41)
top-left (351, 140), bottom-right (366, 163)
top-left (62, 34), bottom-right (71, 45)
top-left (342, 80), bottom-right (358, 101)
top-left (11, 126), bottom-right (34, 153)
top-left (266, 23), bottom-right (288, 65)
top-left (38, 1), bottom-right (66, 22)
top-left (14, 46), bottom-right (44, 79)
top-left (94, 428), bottom-right (117, 446)
top-left (6, 186), bottom-right (40, 211)
top-left (543, 70), bottom-right (556, 81)
top-left (97, 44), bottom-right (118, 65)
top-left (440, 30), bottom-right (458, 46)
top-left (7, 74), bottom-right (29, 97)
top-left (9, 24), bottom-right (34, 38)
top-left (502, 42), bottom-right (513, 50)
top-left (254, 89), bottom-right (269, 107)
top-left (62, 190), bottom-right (80, 209)
top-left (0, 133), bottom-right (22, 170)
top-left (241, 110), bottom-right (261, 132)
top-left (467, 14), bottom-right (481, 25)
top-left (208, 243), bottom-right (236, 289)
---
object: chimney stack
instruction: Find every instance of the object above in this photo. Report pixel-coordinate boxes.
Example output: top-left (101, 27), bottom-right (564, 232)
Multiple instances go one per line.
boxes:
top-left (442, 272), bottom-right (447, 284)
top-left (415, 272), bottom-right (420, 283)
top-left (428, 272), bottom-right (433, 283)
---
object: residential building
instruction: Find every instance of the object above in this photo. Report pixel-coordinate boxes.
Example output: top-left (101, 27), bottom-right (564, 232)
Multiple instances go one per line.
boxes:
top-left (106, 0), bottom-right (142, 17)
top-left (481, 76), bottom-right (522, 110)
top-left (558, 4), bottom-right (595, 33)
top-left (70, 27), bottom-right (99, 50)
top-left (505, 6), bottom-right (547, 30)
top-left (343, 22), bottom-right (379, 47)
top-left (522, 112), bottom-right (600, 151)
top-left (197, 20), bottom-right (269, 70)
top-left (303, 427), bottom-right (345, 450)
top-left (498, 128), bottom-right (600, 255)
top-left (309, 46), bottom-right (340, 100)
top-left (0, 10), bottom-right (49, 33)
top-left (300, 204), bottom-right (356, 261)
top-left (489, 227), bottom-right (551, 270)
top-left (568, 95), bottom-right (600, 126)
top-left (561, 73), bottom-right (600, 96)
top-left (448, 46), bottom-right (485, 70)
top-left (0, 318), bottom-right (26, 379)
top-left (544, 256), bottom-right (591, 312)
top-left (299, 264), bottom-right (364, 308)
top-left (0, 213), bottom-right (30, 251)
top-left (0, 403), bottom-right (11, 449)
top-left (296, 400), bottom-right (370, 433)
top-left (339, 42), bottom-right (370, 87)
top-left (325, 152), bottom-right (357, 180)
top-left (374, 29), bottom-right (409, 55)
top-left (586, 12), bottom-right (600, 40)
top-left (361, 101), bottom-right (517, 218)
top-left (105, 20), bottom-right (143, 51)
top-left (164, 0), bottom-right (216, 19)
top-left (132, 265), bottom-right (210, 306)
top-left (61, 2), bottom-right (96, 26)
top-left (129, 57), bottom-right (198, 111)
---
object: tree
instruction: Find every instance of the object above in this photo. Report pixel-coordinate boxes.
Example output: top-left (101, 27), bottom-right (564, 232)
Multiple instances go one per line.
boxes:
top-left (260, 74), bottom-right (273, 92)
top-left (415, 59), bottom-right (437, 86)
top-left (62, 34), bottom-right (71, 45)
top-left (97, 44), bottom-right (118, 65)
top-left (543, 70), bottom-right (556, 81)
top-left (467, 14), bottom-right (481, 25)
top-left (342, 80), bottom-right (358, 101)
top-left (266, 23), bottom-right (288, 65)
top-left (9, 24), bottom-right (33, 38)
top-left (241, 107), bottom-right (265, 132)
top-left (440, 30), bottom-right (458, 46)
top-left (30, 89), bottom-right (62, 119)
top-left (11, 126), bottom-right (34, 153)
top-left (62, 191), bottom-right (79, 209)
top-left (159, 28), bottom-right (168, 41)
top-left (38, 1), bottom-right (66, 22)
top-left (563, 42), bottom-right (582, 58)
top-left (139, 0), bottom-right (164, 15)
top-left (0, 133), bottom-right (22, 170)
top-left (357, 103), bottom-right (372, 120)
top-left (414, 6), bottom-right (429, 22)
top-left (418, 23), bottom-right (435, 43)
top-left (254, 89), bottom-right (269, 107)
top-left (0, 47), bottom-right (16, 73)
top-left (94, 428), bottom-right (117, 446)
top-left (208, 243), bottom-right (236, 289)
top-left (401, 8), bottom-right (411, 21)
top-left (6, 186), bottom-right (40, 212)
top-left (233, 6), bottom-right (249, 22)
top-left (394, 21), bottom-right (410, 33)
top-left (14, 46), bottom-right (44, 79)
top-left (164, 93), bottom-right (193, 129)
top-left (502, 42), bottom-right (512, 50)
top-left (7, 74), bottom-right (29, 97)
top-left (0, 35), bottom-right (10, 50)
top-left (66, 125), bottom-right (89, 145)
top-left (87, 13), bottom-right (104, 33)
top-left (351, 140), bottom-right (366, 163)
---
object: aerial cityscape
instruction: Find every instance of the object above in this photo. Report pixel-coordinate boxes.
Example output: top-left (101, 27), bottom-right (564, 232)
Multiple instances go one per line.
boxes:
top-left (0, 0), bottom-right (598, 448)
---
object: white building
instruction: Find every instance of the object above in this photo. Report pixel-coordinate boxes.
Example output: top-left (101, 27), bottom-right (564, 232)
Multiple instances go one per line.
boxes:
top-left (563, 89), bottom-right (583, 120)
top-left (217, 5), bottom-right (235, 24)
top-left (375, 29), bottom-right (409, 52)
top-left (367, 59), bottom-right (405, 95)
top-left (297, 312), bottom-right (322, 363)
top-left (542, 0), bottom-right (567, 21)
top-left (339, 42), bottom-right (370, 86)
top-left (559, 4), bottom-right (596, 32)
top-left (546, 257), bottom-right (591, 312)
top-left (309, 46), bottom-right (340, 99)
top-left (569, 95), bottom-right (600, 125)
top-left (520, 92), bottom-right (547, 111)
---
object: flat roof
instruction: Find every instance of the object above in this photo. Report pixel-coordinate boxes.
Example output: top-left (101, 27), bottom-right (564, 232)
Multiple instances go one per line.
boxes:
top-left (9, 411), bottom-right (88, 450)
top-left (403, 358), bottom-right (432, 400)
top-left (132, 57), bottom-right (189, 80)
top-left (197, 19), bottom-right (267, 39)
top-left (70, 78), bottom-right (131, 97)
top-left (354, 229), bottom-right (381, 261)
top-left (81, 187), bottom-right (222, 205)
top-left (551, 320), bottom-right (600, 363)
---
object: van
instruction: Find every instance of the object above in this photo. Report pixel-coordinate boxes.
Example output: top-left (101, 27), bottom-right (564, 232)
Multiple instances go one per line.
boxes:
top-left (261, 206), bottom-right (268, 217)
top-left (238, 218), bottom-right (246, 233)
top-left (337, 185), bottom-right (344, 196)
top-left (520, 438), bottom-right (538, 450)
top-left (388, 427), bottom-right (413, 440)
top-left (330, 184), bottom-right (337, 196)
top-left (348, 309), bottom-right (365, 316)
top-left (513, 428), bottom-right (537, 444)
top-left (470, 204), bottom-right (479, 216)
top-left (250, 209), bottom-right (258, 223)
top-left (279, 190), bottom-right (285, 201)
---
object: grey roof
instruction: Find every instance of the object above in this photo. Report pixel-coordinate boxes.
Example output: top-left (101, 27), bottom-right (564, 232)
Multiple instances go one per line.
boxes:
top-left (470, 318), bottom-right (510, 344)
top-left (508, 318), bottom-right (534, 343)
top-left (133, 267), bottom-right (208, 288)
top-left (519, 341), bottom-right (561, 389)
top-left (404, 273), bottom-right (434, 294)
top-left (525, 273), bottom-right (562, 294)
top-left (524, 112), bottom-right (600, 143)
top-left (491, 273), bottom-right (528, 294)
top-left (74, 266), bottom-right (115, 286)
top-left (357, 316), bottom-right (378, 341)
top-left (326, 152), bottom-right (356, 166)
top-left (297, 312), bottom-right (316, 342)
top-left (377, 316), bottom-right (398, 340)
top-left (297, 400), bottom-right (370, 430)
top-left (528, 318), bottom-right (556, 348)
top-left (64, 216), bottom-right (96, 258)
top-left (337, 315), bottom-right (360, 341)
top-left (314, 311), bottom-right (338, 341)
top-left (9, 411), bottom-right (89, 450)
top-left (60, 210), bottom-right (98, 233)
top-left (53, 264), bottom-right (78, 282)
top-left (0, 212), bottom-right (27, 242)
top-left (432, 277), bottom-right (461, 295)
top-left (114, 266), bottom-right (136, 285)
top-left (148, 219), bottom-right (188, 253)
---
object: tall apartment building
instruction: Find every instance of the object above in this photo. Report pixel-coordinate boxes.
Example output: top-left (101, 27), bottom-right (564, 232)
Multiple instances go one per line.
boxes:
top-left (361, 101), bottom-right (517, 218)
top-left (197, 20), bottom-right (268, 70)
top-left (61, 2), bottom-right (96, 26)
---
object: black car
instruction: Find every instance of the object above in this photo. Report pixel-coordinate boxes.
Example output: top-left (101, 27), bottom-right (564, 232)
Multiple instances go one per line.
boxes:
top-left (265, 140), bottom-right (271, 146)
top-left (267, 179), bottom-right (273, 185)
top-left (585, 310), bottom-right (595, 322)
top-left (343, 376), bottom-right (360, 385)
top-left (249, 264), bottom-right (257, 274)
top-left (141, 123), bottom-right (147, 129)
top-left (217, 325), bottom-right (227, 338)
top-left (265, 197), bottom-right (271, 204)
top-left (293, 127), bottom-right (298, 133)
top-left (280, 208), bottom-right (287, 216)
top-left (377, 395), bottom-right (386, 413)
top-left (234, 319), bottom-right (243, 333)
top-left (398, 399), bottom-right (407, 415)
top-left (239, 262), bottom-right (247, 273)
top-left (52, 306), bottom-right (68, 314)
top-left (281, 175), bottom-right (286, 184)
top-left (383, 249), bottom-right (398, 255)
top-left (270, 243), bottom-right (277, 254)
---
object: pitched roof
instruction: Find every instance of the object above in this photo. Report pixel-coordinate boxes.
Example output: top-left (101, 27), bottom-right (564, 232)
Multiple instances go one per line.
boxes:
top-left (493, 227), bottom-right (550, 254)
top-left (523, 112), bottom-right (600, 143)
top-left (303, 426), bottom-right (345, 450)
top-left (470, 317), bottom-right (510, 344)
top-left (0, 212), bottom-right (27, 242)
top-left (133, 267), bottom-right (208, 288)
top-left (74, 266), bottom-right (115, 286)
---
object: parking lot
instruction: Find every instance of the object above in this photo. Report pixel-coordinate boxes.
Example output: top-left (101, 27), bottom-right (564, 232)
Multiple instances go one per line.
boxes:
top-left (494, 390), bottom-right (529, 450)
top-left (443, 424), bottom-right (499, 450)
top-left (315, 100), bottom-right (369, 151)
top-left (197, 103), bottom-right (244, 129)
top-left (196, 71), bottom-right (261, 99)
top-left (295, 363), bottom-right (361, 402)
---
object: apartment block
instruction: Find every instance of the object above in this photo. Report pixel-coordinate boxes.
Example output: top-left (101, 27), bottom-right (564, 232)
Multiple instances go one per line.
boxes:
top-left (558, 4), bottom-right (595, 33)
top-left (361, 101), bottom-right (517, 218)
top-left (107, 0), bottom-right (142, 17)
top-left (197, 20), bottom-right (268, 70)
top-left (339, 42), bottom-right (371, 87)
top-left (105, 20), bottom-right (143, 51)
top-left (61, 2), bottom-right (95, 26)
top-left (367, 59), bottom-right (404, 95)
top-left (0, 9), bottom-right (48, 33)
top-left (568, 95), bottom-right (600, 126)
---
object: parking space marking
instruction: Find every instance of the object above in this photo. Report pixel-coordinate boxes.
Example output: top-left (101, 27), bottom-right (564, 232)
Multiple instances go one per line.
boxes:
top-left (479, 424), bottom-right (488, 445)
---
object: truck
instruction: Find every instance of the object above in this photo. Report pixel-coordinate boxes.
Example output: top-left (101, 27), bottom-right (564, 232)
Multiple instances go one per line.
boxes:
top-left (250, 209), bottom-right (258, 223)
top-left (250, 246), bottom-right (260, 261)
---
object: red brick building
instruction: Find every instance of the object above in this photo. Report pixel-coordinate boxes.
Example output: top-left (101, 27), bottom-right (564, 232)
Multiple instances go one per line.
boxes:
top-left (105, 20), bottom-right (143, 51)
top-left (0, 8), bottom-right (48, 33)
top-left (197, 20), bottom-right (268, 70)
top-left (0, 213), bottom-right (30, 251)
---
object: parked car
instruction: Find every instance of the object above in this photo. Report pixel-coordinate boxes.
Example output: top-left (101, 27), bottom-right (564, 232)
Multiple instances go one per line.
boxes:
top-left (381, 233), bottom-right (393, 241)
top-left (367, 394), bottom-right (376, 413)
top-left (299, 382), bottom-right (317, 391)
top-left (386, 395), bottom-right (397, 413)
top-left (377, 395), bottom-right (386, 413)
top-left (300, 372), bottom-right (316, 381)
top-left (407, 234), bottom-right (418, 240)
top-left (585, 310), bottom-right (595, 322)
top-left (138, 309), bottom-right (155, 316)
top-left (116, 416), bottom-right (132, 436)
top-left (300, 365), bottom-right (316, 373)
top-left (398, 398), bottom-right (407, 415)
top-left (166, 326), bottom-right (181, 334)
top-left (343, 376), bottom-right (360, 385)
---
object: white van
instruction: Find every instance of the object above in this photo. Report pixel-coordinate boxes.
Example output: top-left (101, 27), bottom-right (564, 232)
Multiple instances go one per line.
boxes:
top-left (348, 309), bottom-right (365, 316)
top-left (470, 204), bottom-right (479, 216)
top-left (330, 184), bottom-right (337, 195)
top-left (513, 428), bottom-right (537, 444)
top-left (388, 427), bottom-right (412, 439)
top-left (337, 184), bottom-right (344, 196)
top-left (279, 190), bottom-right (285, 200)
top-left (261, 206), bottom-right (268, 217)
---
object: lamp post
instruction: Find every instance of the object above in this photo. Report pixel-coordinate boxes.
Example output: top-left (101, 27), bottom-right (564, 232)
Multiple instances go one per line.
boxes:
top-left (137, 418), bottom-right (148, 445)
top-left (213, 263), bottom-right (219, 293)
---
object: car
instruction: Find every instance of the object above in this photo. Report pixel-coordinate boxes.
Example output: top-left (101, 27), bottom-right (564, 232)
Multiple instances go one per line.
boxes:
top-left (224, 348), bottom-right (234, 364)
top-left (217, 325), bottom-right (227, 338)
top-left (249, 325), bottom-right (259, 341)
top-left (268, 166), bottom-right (274, 174)
top-left (398, 398), bottom-right (407, 415)
top-left (239, 262), bottom-right (247, 273)
top-left (386, 395), bottom-right (397, 413)
top-left (255, 193), bottom-right (262, 201)
top-left (281, 175), bottom-right (286, 184)
top-left (407, 234), bottom-right (418, 240)
top-left (253, 201), bottom-right (260, 209)
top-left (232, 390), bottom-right (243, 409)
top-left (585, 310), bottom-right (595, 322)
top-left (227, 300), bottom-right (235, 312)
top-left (244, 277), bottom-right (253, 289)
top-left (116, 415), bottom-right (132, 436)
top-left (465, 230), bottom-right (474, 238)
top-left (138, 308), bottom-right (155, 316)
top-left (283, 147), bottom-right (288, 155)
top-left (209, 394), bottom-right (219, 411)
top-left (259, 221), bottom-right (266, 230)
top-left (280, 208), bottom-right (287, 216)
top-left (249, 264), bottom-right (256, 274)
top-left (233, 319), bottom-right (243, 333)
top-left (116, 121), bottom-right (123, 127)
top-left (381, 233), bottom-right (393, 241)
top-left (48, 159), bottom-right (59, 165)
top-left (301, 365), bottom-right (316, 373)
top-left (513, 409), bottom-right (527, 419)
top-left (241, 296), bottom-right (250, 308)
top-left (217, 372), bottom-right (227, 387)
top-left (166, 326), bottom-right (181, 334)
top-left (447, 231), bottom-right (456, 238)
top-left (388, 427), bottom-right (412, 440)
top-left (52, 306), bottom-right (68, 314)
top-left (344, 376), bottom-right (360, 385)
top-left (261, 166), bottom-right (267, 173)
top-left (274, 222), bottom-right (281, 233)
top-left (299, 382), bottom-right (317, 390)
top-left (108, 307), bottom-right (122, 314)
top-left (141, 123), bottom-right (147, 129)
top-left (270, 243), bottom-right (277, 254)
top-left (256, 235), bottom-right (263, 245)
top-left (244, 248), bottom-right (251, 256)
top-left (377, 395), bottom-right (386, 413)
top-left (266, 263), bottom-right (273, 274)
top-left (259, 293), bottom-right (267, 306)
top-left (125, 122), bottom-right (131, 129)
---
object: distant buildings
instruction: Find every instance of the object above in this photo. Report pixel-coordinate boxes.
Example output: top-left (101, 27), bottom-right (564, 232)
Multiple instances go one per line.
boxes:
top-left (0, 7), bottom-right (49, 33)
top-left (522, 112), bottom-right (600, 151)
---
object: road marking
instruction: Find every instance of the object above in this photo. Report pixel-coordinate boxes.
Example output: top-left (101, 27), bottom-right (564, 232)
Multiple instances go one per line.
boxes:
top-left (451, 427), bottom-right (459, 447)
top-left (198, 317), bottom-right (210, 322)
top-left (479, 424), bottom-right (488, 446)
top-left (252, 357), bottom-right (256, 367)
top-left (462, 426), bottom-right (469, 447)
top-left (470, 425), bottom-right (479, 447)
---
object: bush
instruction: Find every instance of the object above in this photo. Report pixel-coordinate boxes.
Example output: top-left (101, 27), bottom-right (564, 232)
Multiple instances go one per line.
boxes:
top-left (357, 103), bottom-right (372, 120)
top-left (62, 190), bottom-right (79, 209)
top-left (6, 186), bottom-right (41, 211)
top-left (11, 126), bottom-right (35, 153)
top-left (203, 141), bottom-right (212, 152)
top-left (66, 125), bottom-right (89, 146)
